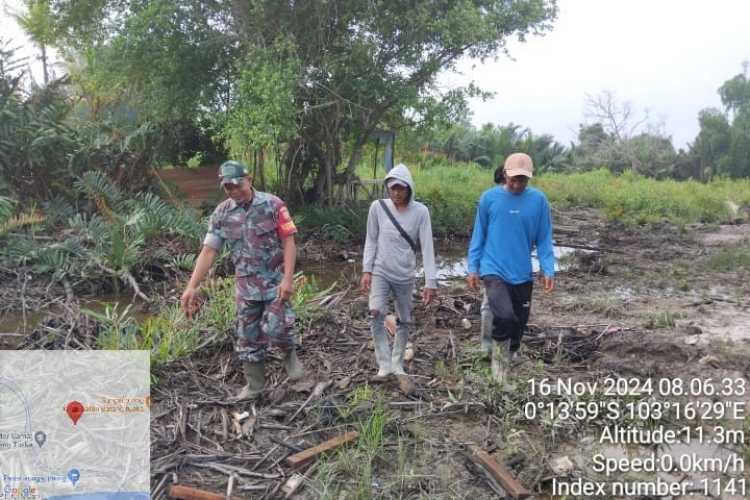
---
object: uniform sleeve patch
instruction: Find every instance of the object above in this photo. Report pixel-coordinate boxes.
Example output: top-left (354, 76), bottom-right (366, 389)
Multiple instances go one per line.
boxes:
top-left (276, 205), bottom-right (297, 238)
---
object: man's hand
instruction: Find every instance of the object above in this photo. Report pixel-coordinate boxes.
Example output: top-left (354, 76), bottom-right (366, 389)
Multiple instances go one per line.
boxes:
top-left (541, 275), bottom-right (555, 293)
top-left (181, 286), bottom-right (201, 319)
top-left (422, 287), bottom-right (436, 305)
top-left (277, 275), bottom-right (295, 302)
top-left (360, 272), bottom-right (372, 294)
top-left (467, 272), bottom-right (480, 291)
top-left (180, 245), bottom-right (218, 319)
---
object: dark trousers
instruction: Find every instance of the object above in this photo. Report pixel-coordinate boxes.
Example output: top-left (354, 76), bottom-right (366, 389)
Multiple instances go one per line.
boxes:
top-left (483, 276), bottom-right (533, 352)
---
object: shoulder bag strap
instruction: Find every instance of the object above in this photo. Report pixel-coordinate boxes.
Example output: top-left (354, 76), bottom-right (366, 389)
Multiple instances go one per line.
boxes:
top-left (378, 199), bottom-right (417, 252)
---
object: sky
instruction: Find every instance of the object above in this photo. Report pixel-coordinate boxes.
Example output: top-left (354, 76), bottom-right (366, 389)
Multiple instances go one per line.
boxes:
top-left (1, 0), bottom-right (62, 81)
top-left (446, 0), bottom-right (750, 148)
top-left (2, 0), bottom-right (749, 149)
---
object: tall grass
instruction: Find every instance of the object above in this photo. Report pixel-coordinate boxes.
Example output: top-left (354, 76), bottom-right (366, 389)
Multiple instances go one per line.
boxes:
top-left (310, 392), bottom-right (388, 500)
top-left (295, 203), bottom-right (369, 241)
top-left (536, 169), bottom-right (750, 225)
top-left (348, 163), bottom-right (750, 233)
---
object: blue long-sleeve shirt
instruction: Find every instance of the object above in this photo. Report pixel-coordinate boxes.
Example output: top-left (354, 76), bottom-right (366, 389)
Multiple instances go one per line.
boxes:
top-left (467, 186), bottom-right (555, 284)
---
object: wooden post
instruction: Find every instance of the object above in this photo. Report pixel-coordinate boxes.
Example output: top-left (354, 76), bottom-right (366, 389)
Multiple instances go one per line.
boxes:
top-left (285, 431), bottom-right (359, 468)
top-left (469, 446), bottom-right (530, 499)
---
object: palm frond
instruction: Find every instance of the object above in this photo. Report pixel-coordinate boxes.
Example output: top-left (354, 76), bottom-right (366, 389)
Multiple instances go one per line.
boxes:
top-left (0, 211), bottom-right (45, 236)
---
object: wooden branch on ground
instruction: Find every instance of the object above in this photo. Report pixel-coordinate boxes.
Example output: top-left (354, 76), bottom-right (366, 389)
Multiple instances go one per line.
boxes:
top-left (226, 474), bottom-right (235, 499)
top-left (168, 484), bottom-right (241, 500)
top-left (286, 380), bottom-right (332, 424)
top-left (121, 269), bottom-right (150, 302)
top-left (285, 431), bottom-right (359, 468)
top-left (469, 446), bottom-right (530, 499)
top-left (554, 241), bottom-right (623, 254)
top-left (553, 225), bottom-right (582, 236)
top-left (92, 259), bottom-right (150, 302)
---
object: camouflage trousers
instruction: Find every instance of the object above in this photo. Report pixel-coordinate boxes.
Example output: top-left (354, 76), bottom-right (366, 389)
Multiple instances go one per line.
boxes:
top-left (235, 296), bottom-right (296, 362)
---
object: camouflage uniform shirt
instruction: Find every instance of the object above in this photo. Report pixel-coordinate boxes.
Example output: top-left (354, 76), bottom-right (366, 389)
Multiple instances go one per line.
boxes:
top-left (203, 190), bottom-right (297, 301)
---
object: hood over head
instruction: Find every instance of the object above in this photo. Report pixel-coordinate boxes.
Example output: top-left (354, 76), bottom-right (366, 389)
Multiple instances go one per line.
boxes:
top-left (384, 163), bottom-right (416, 200)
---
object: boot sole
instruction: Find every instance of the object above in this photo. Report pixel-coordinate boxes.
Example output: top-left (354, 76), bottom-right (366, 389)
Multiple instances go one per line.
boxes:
top-left (370, 374), bottom-right (393, 383)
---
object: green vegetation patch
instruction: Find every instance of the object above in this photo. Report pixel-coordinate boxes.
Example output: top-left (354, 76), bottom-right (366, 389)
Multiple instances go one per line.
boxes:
top-left (705, 247), bottom-right (750, 272)
top-left (536, 169), bottom-right (750, 225)
top-left (342, 164), bottom-right (750, 237)
top-left (81, 274), bottom-right (329, 380)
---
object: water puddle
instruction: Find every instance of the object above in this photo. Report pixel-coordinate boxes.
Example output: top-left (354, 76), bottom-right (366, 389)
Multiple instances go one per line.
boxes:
top-left (419, 244), bottom-right (575, 281)
top-left (2, 242), bottom-right (576, 345)
top-left (0, 296), bottom-right (149, 348)
top-left (299, 259), bottom-right (358, 291)
top-left (0, 310), bottom-right (48, 348)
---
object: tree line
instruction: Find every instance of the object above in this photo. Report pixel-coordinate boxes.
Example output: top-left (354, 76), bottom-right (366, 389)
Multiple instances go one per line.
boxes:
top-left (2, 0), bottom-right (557, 204)
top-left (1, 0), bottom-right (749, 207)
top-left (400, 73), bottom-right (750, 181)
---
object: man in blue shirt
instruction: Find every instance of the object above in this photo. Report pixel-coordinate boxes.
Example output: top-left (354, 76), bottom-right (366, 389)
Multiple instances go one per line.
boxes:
top-left (467, 152), bottom-right (555, 383)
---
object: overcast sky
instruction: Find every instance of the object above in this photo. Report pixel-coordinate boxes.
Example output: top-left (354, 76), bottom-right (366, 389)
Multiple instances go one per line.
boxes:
top-left (3, 0), bottom-right (749, 149)
top-left (448, 0), bottom-right (750, 148)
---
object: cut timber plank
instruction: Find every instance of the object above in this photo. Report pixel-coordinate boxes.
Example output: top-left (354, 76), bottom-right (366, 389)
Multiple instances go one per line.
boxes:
top-left (285, 431), bottom-right (359, 468)
top-left (469, 446), bottom-right (530, 499)
top-left (168, 484), bottom-right (241, 500)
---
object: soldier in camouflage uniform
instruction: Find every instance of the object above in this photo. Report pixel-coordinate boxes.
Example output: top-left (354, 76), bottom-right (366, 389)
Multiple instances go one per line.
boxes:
top-left (181, 161), bottom-right (304, 400)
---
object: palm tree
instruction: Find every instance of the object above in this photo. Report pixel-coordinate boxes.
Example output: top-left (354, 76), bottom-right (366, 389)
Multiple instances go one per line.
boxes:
top-left (12, 0), bottom-right (57, 86)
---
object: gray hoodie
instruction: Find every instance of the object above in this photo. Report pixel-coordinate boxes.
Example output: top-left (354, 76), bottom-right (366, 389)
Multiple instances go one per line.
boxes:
top-left (362, 164), bottom-right (438, 288)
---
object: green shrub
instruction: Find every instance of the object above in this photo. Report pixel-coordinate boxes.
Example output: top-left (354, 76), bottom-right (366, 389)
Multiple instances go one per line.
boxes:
top-left (706, 248), bottom-right (750, 272)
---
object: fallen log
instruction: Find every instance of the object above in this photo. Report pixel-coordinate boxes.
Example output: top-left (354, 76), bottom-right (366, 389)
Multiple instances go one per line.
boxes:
top-left (469, 446), bottom-right (530, 499)
top-left (285, 431), bottom-right (359, 468)
top-left (168, 484), bottom-right (241, 500)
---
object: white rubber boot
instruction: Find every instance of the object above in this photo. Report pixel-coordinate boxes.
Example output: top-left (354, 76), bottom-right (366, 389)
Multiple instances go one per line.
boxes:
top-left (391, 330), bottom-right (408, 375)
top-left (372, 328), bottom-right (392, 381)
top-left (392, 330), bottom-right (415, 395)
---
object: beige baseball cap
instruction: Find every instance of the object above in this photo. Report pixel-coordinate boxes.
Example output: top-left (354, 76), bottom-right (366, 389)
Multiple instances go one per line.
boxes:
top-left (503, 153), bottom-right (533, 178)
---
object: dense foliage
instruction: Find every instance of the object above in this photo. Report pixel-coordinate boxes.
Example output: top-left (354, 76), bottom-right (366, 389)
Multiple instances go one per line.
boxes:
top-left (42, 0), bottom-right (558, 204)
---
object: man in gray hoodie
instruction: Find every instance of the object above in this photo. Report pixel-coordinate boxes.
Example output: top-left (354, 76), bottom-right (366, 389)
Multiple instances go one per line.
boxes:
top-left (361, 163), bottom-right (437, 395)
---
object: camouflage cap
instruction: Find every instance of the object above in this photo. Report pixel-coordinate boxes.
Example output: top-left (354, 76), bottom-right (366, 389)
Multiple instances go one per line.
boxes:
top-left (219, 161), bottom-right (248, 186)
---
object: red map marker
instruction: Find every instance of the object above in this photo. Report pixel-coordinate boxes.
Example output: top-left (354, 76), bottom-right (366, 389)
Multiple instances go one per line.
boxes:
top-left (66, 401), bottom-right (84, 425)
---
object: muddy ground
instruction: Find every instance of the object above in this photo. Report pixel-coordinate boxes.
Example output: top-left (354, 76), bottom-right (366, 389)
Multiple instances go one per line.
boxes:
top-left (3, 208), bottom-right (750, 499)
top-left (149, 209), bottom-right (750, 499)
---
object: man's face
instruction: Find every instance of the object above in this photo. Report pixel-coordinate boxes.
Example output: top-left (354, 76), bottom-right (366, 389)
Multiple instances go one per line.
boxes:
top-left (506, 175), bottom-right (529, 195)
top-left (223, 177), bottom-right (253, 202)
top-left (388, 183), bottom-right (409, 206)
